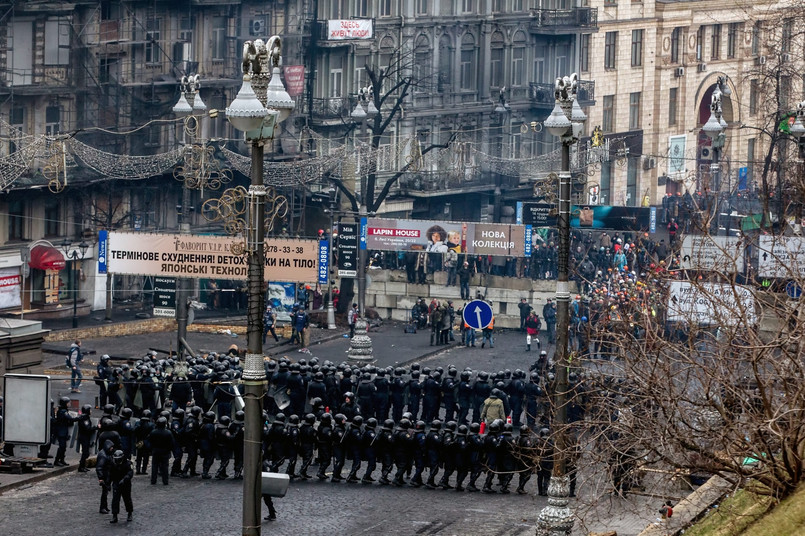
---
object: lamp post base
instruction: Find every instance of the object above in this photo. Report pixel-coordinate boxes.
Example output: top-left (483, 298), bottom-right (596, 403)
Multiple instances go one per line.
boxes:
top-left (326, 302), bottom-right (336, 330)
top-left (536, 475), bottom-right (574, 536)
top-left (347, 317), bottom-right (373, 361)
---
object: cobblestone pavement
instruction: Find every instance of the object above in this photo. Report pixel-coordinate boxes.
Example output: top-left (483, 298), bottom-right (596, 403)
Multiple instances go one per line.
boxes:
top-left (0, 466), bottom-right (658, 536)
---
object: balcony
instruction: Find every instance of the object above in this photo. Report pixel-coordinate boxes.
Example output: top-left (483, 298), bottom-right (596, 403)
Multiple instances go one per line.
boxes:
top-left (303, 97), bottom-right (350, 124)
top-left (529, 79), bottom-right (596, 109)
top-left (528, 8), bottom-right (598, 34)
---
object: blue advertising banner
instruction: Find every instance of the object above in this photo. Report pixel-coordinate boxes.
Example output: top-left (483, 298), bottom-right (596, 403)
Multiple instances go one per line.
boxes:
top-left (524, 225), bottom-right (533, 257)
top-left (516, 202), bottom-right (523, 224)
top-left (318, 240), bottom-right (329, 285)
top-left (360, 217), bottom-right (368, 250)
top-left (98, 230), bottom-right (108, 274)
top-left (738, 167), bottom-right (748, 191)
top-left (650, 207), bottom-right (657, 234)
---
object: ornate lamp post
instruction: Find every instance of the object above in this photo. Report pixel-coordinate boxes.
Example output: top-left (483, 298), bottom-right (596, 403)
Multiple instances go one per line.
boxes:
top-left (60, 239), bottom-right (89, 329)
top-left (702, 76), bottom-right (730, 234)
top-left (349, 86), bottom-right (377, 317)
top-left (324, 186), bottom-right (337, 330)
top-left (537, 73), bottom-right (586, 536)
top-left (225, 36), bottom-right (294, 536)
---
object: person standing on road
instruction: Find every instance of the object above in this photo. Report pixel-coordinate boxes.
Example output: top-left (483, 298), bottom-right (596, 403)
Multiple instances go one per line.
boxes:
top-left (457, 261), bottom-right (472, 300)
top-left (77, 404), bottom-right (95, 472)
top-left (525, 310), bottom-right (542, 352)
top-left (68, 339), bottom-right (83, 393)
top-left (348, 303), bottom-right (359, 338)
top-left (96, 439), bottom-right (115, 515)
top-left (53, 396), bottom-right (75, 466)
top-left (481, 314), bottom-right (495, 349)
top-left (108, 450), bottom-right (134, 523)
top-left (147, 416), bottom-right (174, 485)
top-left (542, 299), bottom-right (556, 345)
top-left (518, 298), bottom-right (532, 331)
top-left (263, 305), bottom-right (279, 344)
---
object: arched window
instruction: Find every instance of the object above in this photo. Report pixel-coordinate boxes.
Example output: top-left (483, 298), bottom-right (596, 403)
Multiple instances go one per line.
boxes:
top-left (512, 31), bottom-right (527, 87)
top-left (414, 35), bottom-right (431, 84)
top-left (490, 32), bottom-right (505, 88)
top-left (438, 35), bottom-right (453, 93)
top-left (460, 33), bottom-right (476, 91)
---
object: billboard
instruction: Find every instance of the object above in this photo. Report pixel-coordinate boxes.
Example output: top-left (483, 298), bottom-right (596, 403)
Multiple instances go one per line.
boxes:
top-left (0, 267), bottom-right (21, 309)
top-left (570, 205), bottom-right (653, 230)
top-left (107, 232), bottom-right (319, 282)
top-left (757, 235), bottom-right (805, 278)
top-left (337, 223), bottom-right (358, 277)
top-left (2, 374), bottom-right (50, 444)
top-left (283, 66), bottom-right (305, 97)
top-left (666, 281), bottom-right (756, 326)
top-left (363, 218), bottom-right (527, 257)
top-left (517, 202), bottom-right (557, 227)
top-left (153, 276), bottom-right (176, 318)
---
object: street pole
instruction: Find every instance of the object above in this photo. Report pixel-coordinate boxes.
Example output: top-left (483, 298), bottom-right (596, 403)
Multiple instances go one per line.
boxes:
top-left (326, 192), bottom-right (337, 329)
top-left (71, 253), bottom-right (78, 329)
top-left (537, 73), bottom-right (586, 536)
top-left (226, 36), bottom-right (294, 536)
top-left (242, 142), bottom-right (266, 536)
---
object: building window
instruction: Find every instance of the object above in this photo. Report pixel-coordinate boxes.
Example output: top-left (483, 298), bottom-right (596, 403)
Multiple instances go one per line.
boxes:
top-left (44, 18), bottom-right (70, 65)
top-left (747, 138), bottom-right (755, 184)
top-left (602, 95), bottom-right (615, 133)
top-left (749, 79), bottom-right (758, 115)
top-left (415, 0), bottom-right (428, 15)
top-left (211, 17), bottom-right (227, 61)
top-left (727, 23), bottom-right (738, 59)
top-left (438, 35), bottom-right (452, 93)
top-left (711, 25), bottom-right (721, 60)
top-left (671, 27), bottom-right (681, 64)
top-left (492, 0), bottom-right (504, 12)
top-left (354, 0), bottom-right (368, 17)
top-left (379, 0), bottom-right (393, 17)
top-left (512, 45), bottom-right (525, 86)
top-left (695, 27), bottom-right (703, 62)
top-left (460, 34), bottom-right (476, 90)
top-left (668, 88), bottom-right (678, 127)
top-left (604, 32), bottom-right (617, 70)
top-left (513, 0), bottom-right (524, 11)
top-left (8, 200), bottom-right (24, 241)
top-left (490, 37), bottom-right (504, 88)
top-left (8, 106), bottom-right (24, 153)
top-left (631, 29), bottom-right (643, 67)
top-left (45, 105), bottom-right (61, 136)
top-left (629, 92), bottom-right (641, 130)
top-left (44, 198), bottom-right (60, 237)
top-left (413, 36), bottom-right (431, 85)
top-left (600, 160), bottom-right (612, 205)
top-left (626, 158), bottom-right (637, 206)
top-left (145, 18), bottom-right (161, 64)
top-left (461, 0), bottom-right (475, 14)
top-left (782, 19), bottom-right (793, 53)
top-left (752, 21), bottom-right (761, 55)
top-left (580, 34), bottom-right (590, 73)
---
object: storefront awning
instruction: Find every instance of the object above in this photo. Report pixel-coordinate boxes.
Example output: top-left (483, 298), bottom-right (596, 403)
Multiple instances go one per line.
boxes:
top-left (28, 245), bottom-right (66, 271)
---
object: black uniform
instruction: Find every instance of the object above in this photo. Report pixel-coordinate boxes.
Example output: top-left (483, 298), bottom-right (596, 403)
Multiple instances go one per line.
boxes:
top-left (389, 372), bottom-right (406, 422)
top-left (108, 454), bottom-right (134, 522)
top-left (425, 425), bottom-right (442, 488)
top-left (422, 375), bottom-right (441, 422)
top-left (297, 417), bottom-right (317, 479)
top-left (96, 440), bottom-right (115, 513)
top-left (199, 416), bottom-right (217, 478)
top-left (181, 414), bottom-right (200, 477)
top-left (457, 377), bottom-right (473, 425)
top-left (330, 417), bottom-right (347, 482)
top-left (53, 402), bottom-right (75, 466)
top-left (472, 377), bottom-right (492, 424)
top-left (441, 374), bottom-right (458, 422)
top-left (406, 374), bottom-right (422, 420)
top-left (392, 424), bottom-right (413, 486)
top-left (147, 421), bottom-right (174, 485)
top-left (134, 417), bottom-right (154, 475)
top-left (315, 416), bottom-right (334, 480)
top-left (76, 411), bottom-right (95, 472)
top-left (372, 374), bottom-right (390, 421)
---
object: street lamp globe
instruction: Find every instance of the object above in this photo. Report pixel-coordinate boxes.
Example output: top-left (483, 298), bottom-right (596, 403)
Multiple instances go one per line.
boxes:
top-left (366, 98), bottom-right (379, 117)
top-left (265, 66), bottom-right (295, 124)
top-left (570, 97), bottom-right (587, 123)
top-left (544, 101), bottom-right (572, 137)
top-left (226, 75), bottom-right (268, 133)
top-left (172, 93), bottom-right (192, 117)
top-left (192, 92), bottom-right (207, 113)
top-left (351, 101), bottom-right (367, 120)
top-left (702, 111), bottom-right (724, 139)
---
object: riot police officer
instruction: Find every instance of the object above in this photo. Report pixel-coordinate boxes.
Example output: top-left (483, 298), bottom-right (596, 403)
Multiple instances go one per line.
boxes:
top-left (516, 425), bottom-right (534, 494)
top-left (409, 420), bottom-right (427, 487)
top-left (360, 417), bottom-right (378, 483)
top-left (472, 372), bottom-right (492, 424)
top-left (231, 411), bottom-right (245, 479)
top-left (214, 415), bottom-right (233, 479)
top-left (169, 408), bottom-right (185, 476)
top-left (147, 416), bottom-right (174, 485)
top-left (346, 415), bottom-right (364, 483)
top-left (267, 414), bottom-right (286, 473)
top-left (134, 411), bottom-right (154, 475)
top-left (373, 369), bottom-right (390, 421)
top-left (53, 397), bottom-right (75, 467)
top-left (457, 371), bottom-right (473, 425)
top-left (331, 413), bottom-right (348, 482)
top-left (466, 423), bottom-right (484, 492)
top-left (482, 419), bottom-right (503, 493)
top-left (108, 450), bottom-right (134, 523)
top-left (96, 354), bottom-right (112, 407)
top-left (376, 419), bottom-right (395, 485)
top-left (497, 422), bottom-right (516, 493)
top-left (77, 404), bottom-right (95, 472)
top-left (297, 413), bottom-right (317, 479)
top-left (391, 418), bottom-right (413, 486)
top-left (199, 411), bottom-right (217, 479)
top-left (406, 370), bottom-right (422, 420)
top-left (283, 414), bottom-right (301, 479)
top-left (438, 421), bottom-right (457, 489)
top-left (181, 406), bottom-right (201, 477)
top-left (390, 368), bottom-right (406, 422)
top-left (424, 419), bottom-right (442, 489)
top-left (315, 413), bottom-right (334, 480)
top-left (441, 369), bottom-right (458, 422)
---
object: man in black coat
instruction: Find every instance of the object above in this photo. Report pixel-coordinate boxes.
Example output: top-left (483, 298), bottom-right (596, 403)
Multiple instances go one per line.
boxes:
top-left (108, 450), bottom-right (134, 523)
top-left (77, 404), bottom-right (95, 472)
top-left (53, 397), bottom-right (75, 466)
top-left (96, 439), bottom-right (116, 514)
top-left (147, 417), bottom-right (174, 485)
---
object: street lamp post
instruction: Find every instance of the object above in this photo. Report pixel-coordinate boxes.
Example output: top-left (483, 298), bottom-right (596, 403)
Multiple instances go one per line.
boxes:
top-left (537, 73), bottom-right (586, 536)
top-left (61, 239), bottom-right (89, 329)
top-left (173, 74), bottom-right (207, 359)
top-left (350, 86), bottom-right (377, 317)
top-left (325, 186), bottom-right (337, 330)
top-left (702, 76), bottom-right (730, 235)
top-left (226, 36), bottom-right (294, 536)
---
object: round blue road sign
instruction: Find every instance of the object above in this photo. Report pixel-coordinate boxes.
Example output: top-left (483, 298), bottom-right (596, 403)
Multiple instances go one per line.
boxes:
top-left (785, 280), bottom-right (802, 299)
top-left (462, 299), bottom-right (494, 330)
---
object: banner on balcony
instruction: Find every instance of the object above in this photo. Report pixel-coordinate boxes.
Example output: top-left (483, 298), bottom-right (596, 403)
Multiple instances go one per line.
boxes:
top-left (327, 19), bottom-right (373, 40)
top-left (106, 232), bottom-right (319, 282)
top-left (284, 66), bottom-right (305, 97)
top-left (363, 218), bottom-right (526, 257)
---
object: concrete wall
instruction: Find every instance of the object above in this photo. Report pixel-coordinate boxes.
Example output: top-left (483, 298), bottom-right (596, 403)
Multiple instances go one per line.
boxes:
top-left (364, 269), bottom-right (558, 328)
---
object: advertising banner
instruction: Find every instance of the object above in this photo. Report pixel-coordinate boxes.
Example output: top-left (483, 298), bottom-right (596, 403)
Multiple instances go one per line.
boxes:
top-left (0, 267), bottom-right (21, 309)
top-left (318, 239), bottom-right (329, 285)
top-left (364, 218), bottom-right (527, 257)
top-left (107, 232), bottom-right (319, 282)
top-left (98, 230), bottom-right (108, 274)
top-left (680, 235), bottom-right (745, 272)
top-left (267, 282), bottom-right (297, 312)
top-left (668, 135), bottom-right (687, 176)
top-left (516, 202), bottom-right (557, 227)
top-left (153, 276), bottom-right (176, 318)
top-left (327, 19), bottom-right (373, 40)
top-left (569, 205), bottom-right (653, 231)
top-left (666, 281), bottom-right (756, 326)
top-left (337, 223), bottom-right (358, 277)
top-left (284, 66), bottom-right (305, 97)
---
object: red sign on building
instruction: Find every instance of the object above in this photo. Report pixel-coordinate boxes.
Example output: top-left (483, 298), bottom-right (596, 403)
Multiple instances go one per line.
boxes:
top-left (284, 66), bottom-right (305, 97)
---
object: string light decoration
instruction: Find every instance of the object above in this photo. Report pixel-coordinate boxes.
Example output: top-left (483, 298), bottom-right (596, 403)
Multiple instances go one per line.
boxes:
top-left (44, 139), bottom-right (69, 193)
top-left (66, 138), bottom-right (183, 180)
top-left (173, 141), bottom-right (233, 194)
top-left (201, 184), bottom-right (288, 255)
top-left (0, 136), bottom-right (44, 192)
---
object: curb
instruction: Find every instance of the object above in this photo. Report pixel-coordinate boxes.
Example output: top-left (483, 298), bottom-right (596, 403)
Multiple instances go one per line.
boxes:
top-left (0, 464), bottom-right (75, 496)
